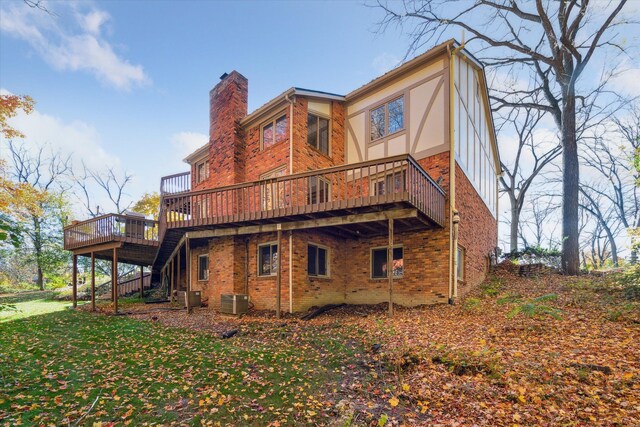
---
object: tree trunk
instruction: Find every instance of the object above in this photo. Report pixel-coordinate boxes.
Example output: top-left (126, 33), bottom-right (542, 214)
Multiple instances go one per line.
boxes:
top-left (32, 215), bottom-right (44, 290)
top-left (510, 205), bottom-right (519, 253)
top-left (561, 91), bottom-right (580, 275)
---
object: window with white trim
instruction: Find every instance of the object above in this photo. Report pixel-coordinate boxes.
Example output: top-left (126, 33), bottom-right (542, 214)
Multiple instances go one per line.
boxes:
top-left (372, 170), bottom-right (406, 196)
top-left (260, 166), bottom-right (287, 210)
top-left (371, 246), bottom-right (404, 279)
top-left (307, 113), bottom-right (330, 155)
top-left (457, 246), bottom-right (465, 281)
top-left (258, 242), bottom-right (278, 276)
top-left (262, 114), bottom-right (288, 149)
top-left (198, 254), bottom-right (209, 281)
top-left (308, 243), bottom-right (329, 277)
top-left (307, 176), bottom-right (331, 204)
top-left (196, 160), bottom-right (209, 184)
top-left (370, 96), bottom-right (404, 141)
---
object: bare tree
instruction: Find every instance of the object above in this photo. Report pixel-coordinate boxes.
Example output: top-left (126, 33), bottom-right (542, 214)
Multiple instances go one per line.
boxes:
top-left (73, 163), bottom-right (133, 216)
top-left (521, 193), bottom-right (560, 249)
top-left (497, 103), bottom-right (561, 252)
top-left (374, 0), bottom-right (632, 274)
top-left (7, 141), bottom-right (71, 289)
top-left (579, 183), bottom-right (622, 266)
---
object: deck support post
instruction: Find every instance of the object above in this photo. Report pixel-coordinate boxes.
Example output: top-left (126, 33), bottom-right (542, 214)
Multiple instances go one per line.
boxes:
top-left (72, 254), bottom-right (78, 309)
top-left (91, 252), bottom-right (96, 312)
top-left (186, 237), bottom-right (192, 314)
top-left (170, 257), bottom-right (175, 302)
top-left (139, 265), bottom-right (144, 300)
top-left (276, 226), bottom-right (282, 319)
top-left (113, 247), bottom-right (118, 314)
top-left (177, 246), bottom-right (181, 302)
top-left (388, 218), bottom-right (394, 318)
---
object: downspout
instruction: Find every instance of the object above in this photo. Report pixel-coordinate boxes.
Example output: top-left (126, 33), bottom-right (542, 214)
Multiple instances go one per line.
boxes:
top-left (285, 93), bottom-right (295, 313)
top-left (448, 41), bottom-right (465, 304)
top-left (285, 92), bottom-right (295, 174)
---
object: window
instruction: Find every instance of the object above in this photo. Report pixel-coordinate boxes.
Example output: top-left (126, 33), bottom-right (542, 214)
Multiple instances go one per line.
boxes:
top-left (307, 113), bottom-right (330, 155)
top-left (370, 96), bottom-right (404, 141)
top-left (258, 242), bottom-right (278, 276)
top-left (196, 200), bottom-right (208, 219)
top-left (372, 170), bottom-right (406, 196)
top-left (371, 246), bottom-right (404, 279)
top-left (308, 244), bottom-right (328, 277)
top-left (262, 114), bottom-right (288, 149)
top-left (457, 246), bottom-right (465, 281)
top-left (198, 254), bottom-right (209, 281)
top-left (307, 176), bottom-right (330, 204)
top-left (260, 166), bottom-right (287, 210)
top-left (196, 160), bottom-right (209, 184)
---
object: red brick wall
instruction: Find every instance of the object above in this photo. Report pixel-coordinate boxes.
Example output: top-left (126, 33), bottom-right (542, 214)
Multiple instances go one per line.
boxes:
top-left (455, 164), bottom-right (497, 294)
top-left (243, 107), bottom-right (291, 180)
top-left (206, 71), bottom-right (248, 188)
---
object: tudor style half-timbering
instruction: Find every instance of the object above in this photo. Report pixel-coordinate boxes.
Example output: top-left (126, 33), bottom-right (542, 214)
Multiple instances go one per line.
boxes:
top-left (64, 40), bottom-right (500, 315)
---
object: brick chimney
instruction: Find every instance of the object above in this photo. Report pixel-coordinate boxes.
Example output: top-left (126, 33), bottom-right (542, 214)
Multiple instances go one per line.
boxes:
top-left (208, 71), bottom-right (248, 187)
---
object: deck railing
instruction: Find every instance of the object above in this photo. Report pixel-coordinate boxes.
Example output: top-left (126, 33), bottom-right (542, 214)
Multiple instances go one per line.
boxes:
top-left (160, 171), bottom-right (191, 195)
top-left (64, 214), bottom-right (159, 250)
top-left (159, 154), bottom-right (446, 230)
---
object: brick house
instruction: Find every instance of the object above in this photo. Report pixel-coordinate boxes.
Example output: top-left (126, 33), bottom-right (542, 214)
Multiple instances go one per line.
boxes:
top-left (64, 39), bottom-right (500, 315)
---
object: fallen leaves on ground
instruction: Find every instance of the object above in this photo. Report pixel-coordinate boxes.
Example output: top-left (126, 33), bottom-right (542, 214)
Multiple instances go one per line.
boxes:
top-left (1, 267), bottom-right (638, 426)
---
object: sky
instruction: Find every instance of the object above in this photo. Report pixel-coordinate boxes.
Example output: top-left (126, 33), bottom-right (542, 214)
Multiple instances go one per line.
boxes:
top-left (0, 0), bottom-right (408, 210)
top-left (1, 0), bottom-right (639, 254)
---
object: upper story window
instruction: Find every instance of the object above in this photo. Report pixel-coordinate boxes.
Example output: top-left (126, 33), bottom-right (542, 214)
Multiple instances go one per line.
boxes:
top-left (307, 176), bottom-right (331, 204)
top-left (370, 96), bottom-right (404, 142)
top-left (262, 114), bottom-right (288, 149)
top-left (372, 170), bottom-right (406, 196)
top-left (307, 113), bottom-right (330, 155)
top-left (195, 160), bottom-right (209, 184)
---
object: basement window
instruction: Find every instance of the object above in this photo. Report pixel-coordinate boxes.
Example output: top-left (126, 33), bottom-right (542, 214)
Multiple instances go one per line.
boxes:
top-left (371, 246), bottom-right (404, 279)
top-left (308, 243), bottom-right (329, 277)
top-left (307, 113), bottom-right (330, 155)
top-left (370, 96), bottom-right (404, 141)
top-left (457, 246), bottom-right (465, 281)
top-left (258, 242), bottom-right (278, 276)
top-left (198, 254), bottom-right (209, 281)
top-left (262, 114), bottom-right (288, 149)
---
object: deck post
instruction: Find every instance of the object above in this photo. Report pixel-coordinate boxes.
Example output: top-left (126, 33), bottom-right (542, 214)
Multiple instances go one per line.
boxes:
top-left (139, 265), bottom-right (144, 300)
top-left (388, 218), bottom-right (394, 317)
top-left (276, 226), bottom-right (282, 319)
top-left (186, 236), bottom-right (192, 314)
top-left (91, 252), bottom-right (96, 312)
top-left (113, 247), bottom-right (118, 314)
top-left (177, 246), bottom-right (181, 301)
top-left (72, 254), bottom-right (77, 309)
top-left (170, 257), bottom-right (175, 302)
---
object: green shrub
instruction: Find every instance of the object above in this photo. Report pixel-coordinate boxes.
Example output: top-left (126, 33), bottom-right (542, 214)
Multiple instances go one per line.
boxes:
top-left (463, 297), bottom-right (481, 311)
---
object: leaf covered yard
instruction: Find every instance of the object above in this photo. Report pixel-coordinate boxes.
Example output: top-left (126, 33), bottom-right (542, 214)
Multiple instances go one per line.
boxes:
top-left (1, 267), bottom-right (639, 426)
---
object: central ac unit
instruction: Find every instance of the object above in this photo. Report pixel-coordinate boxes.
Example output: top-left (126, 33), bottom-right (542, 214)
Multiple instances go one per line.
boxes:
top-left (220, 294), bottom-right (249, 315)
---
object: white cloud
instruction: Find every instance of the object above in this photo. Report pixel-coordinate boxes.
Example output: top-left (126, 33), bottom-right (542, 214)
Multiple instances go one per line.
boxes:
top-left (611, 66), bottom-right (640, 97)
top-left (372, 52), bottom-right (401, 75)
top-left (0, 2), bottom-right (149, 91)
top-left (171, 132), bottom-right (209, 161)
top-left (0, 88), bottom-right (120, 173)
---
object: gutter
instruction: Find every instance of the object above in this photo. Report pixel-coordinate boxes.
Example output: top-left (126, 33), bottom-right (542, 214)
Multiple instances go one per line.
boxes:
top-left (285, 93), bottom-right (295, 313)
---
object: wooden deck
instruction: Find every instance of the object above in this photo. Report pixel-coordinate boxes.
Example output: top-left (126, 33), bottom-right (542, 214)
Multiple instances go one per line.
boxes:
top-left (63, 214), bottom-right (159, 265)
top-left (159, 154), bottom-right (446, 232)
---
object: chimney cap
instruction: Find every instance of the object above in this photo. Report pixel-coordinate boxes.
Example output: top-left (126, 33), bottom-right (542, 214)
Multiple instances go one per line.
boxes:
top-left (220, 72), bottom-right (229, 80)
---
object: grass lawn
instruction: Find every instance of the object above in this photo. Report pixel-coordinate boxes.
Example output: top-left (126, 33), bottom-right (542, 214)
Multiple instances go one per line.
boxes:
top-left (0, 293), bottom-right (364, 426)
top-left (1, 268), bottom-right (639, 426)
top-left (0, 291), bottom-right (73, 323)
